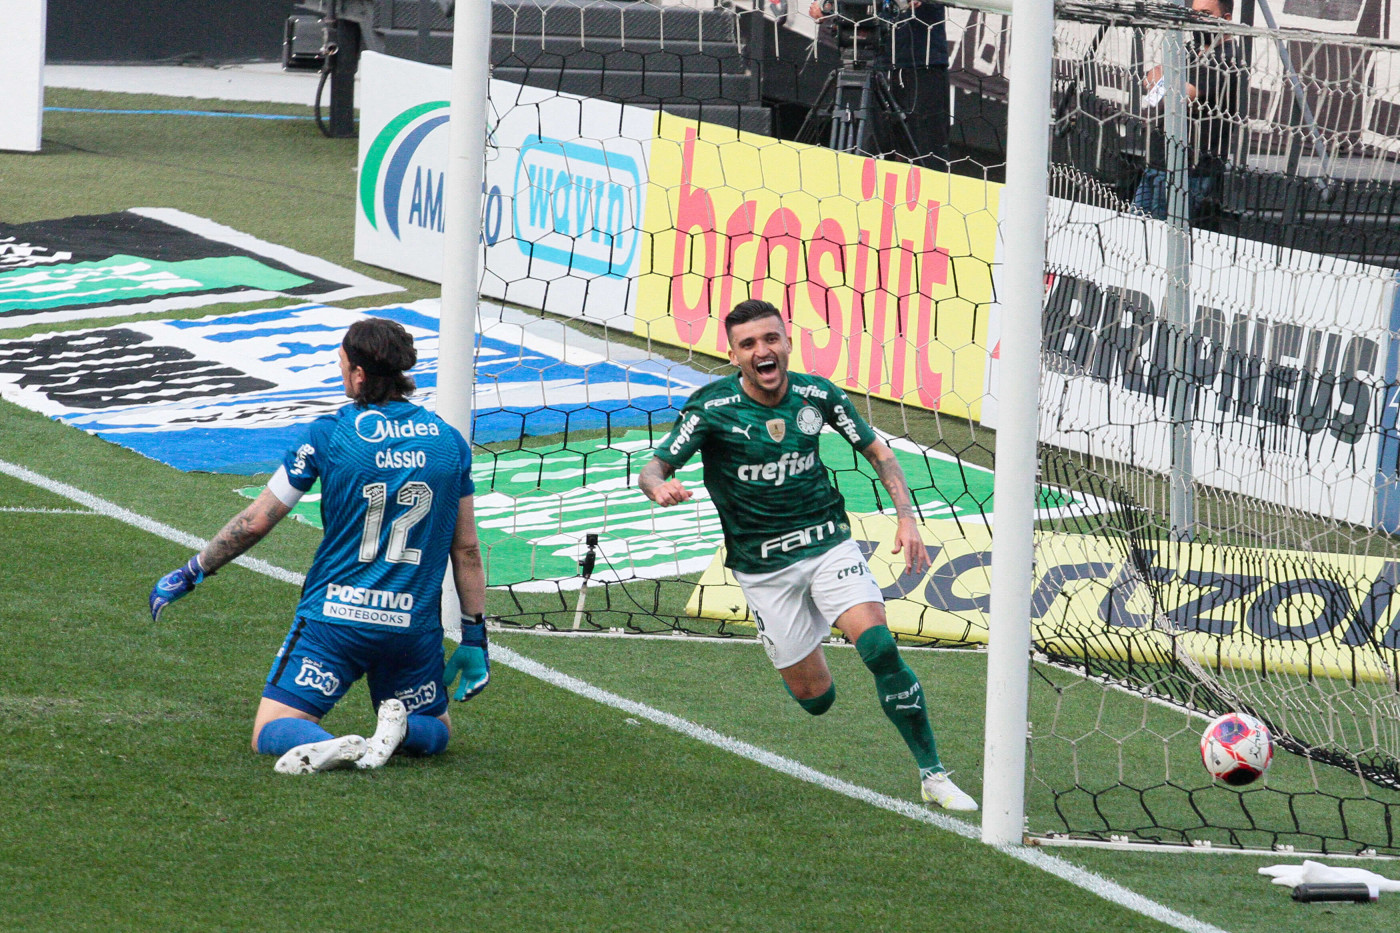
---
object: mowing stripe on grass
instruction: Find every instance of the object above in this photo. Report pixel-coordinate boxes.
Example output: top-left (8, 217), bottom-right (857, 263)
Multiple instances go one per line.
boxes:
top-left (45, 107), bottom-right (316, 120)
top-left (0, 456), bottom-right (1227, 933)
top-left (0, 506), bottom-right (95, 514)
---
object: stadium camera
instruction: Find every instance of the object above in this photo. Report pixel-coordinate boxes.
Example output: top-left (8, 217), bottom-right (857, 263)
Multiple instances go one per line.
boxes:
top-left (821, 0), bottom-right (910, 66)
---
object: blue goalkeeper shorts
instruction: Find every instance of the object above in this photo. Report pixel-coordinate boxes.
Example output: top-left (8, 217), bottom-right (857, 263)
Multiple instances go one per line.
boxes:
top-left (263, 617), bottom-right (449, 719)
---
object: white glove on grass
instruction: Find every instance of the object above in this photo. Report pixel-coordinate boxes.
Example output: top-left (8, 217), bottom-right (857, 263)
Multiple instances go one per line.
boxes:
top-left (1259, 860), bottom-right (1400, 892)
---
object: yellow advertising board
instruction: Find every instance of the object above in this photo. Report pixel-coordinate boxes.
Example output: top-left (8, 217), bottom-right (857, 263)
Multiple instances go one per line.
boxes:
top-left (687, 514), bottom-right (1400, 683)
top-left (638, 114), bottom-right (1001, 421)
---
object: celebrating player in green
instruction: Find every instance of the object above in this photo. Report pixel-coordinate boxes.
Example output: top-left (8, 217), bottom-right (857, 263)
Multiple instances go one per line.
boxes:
top-left (639, 300), bottom-right (977, 810)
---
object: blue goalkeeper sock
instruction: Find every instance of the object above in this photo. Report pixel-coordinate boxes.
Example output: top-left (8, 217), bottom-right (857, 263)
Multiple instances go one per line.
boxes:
top-left (401, 714), bottom-right (449, 756)
top-left (256, 718), bottom-right (334, 756)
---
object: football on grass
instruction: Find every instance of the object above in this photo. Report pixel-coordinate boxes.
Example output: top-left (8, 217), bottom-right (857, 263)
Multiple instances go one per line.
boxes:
top-left (1200, 712), bottom-right (1274, 786)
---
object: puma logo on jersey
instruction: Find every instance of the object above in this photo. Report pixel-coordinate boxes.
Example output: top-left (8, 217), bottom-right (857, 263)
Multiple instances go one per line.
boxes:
top-left (731, 425), bottom-right (753, 438)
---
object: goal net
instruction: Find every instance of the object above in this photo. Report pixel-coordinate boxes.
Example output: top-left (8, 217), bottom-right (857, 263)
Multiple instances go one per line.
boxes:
top-left (360, 0), bottom-right (1400, 857)
top-left (1024, 0), bottom-right (1400, 855)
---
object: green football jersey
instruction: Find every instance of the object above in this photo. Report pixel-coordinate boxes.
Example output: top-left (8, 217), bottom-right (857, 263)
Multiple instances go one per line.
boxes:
top-left (654, 371), bottom-right (878, 574)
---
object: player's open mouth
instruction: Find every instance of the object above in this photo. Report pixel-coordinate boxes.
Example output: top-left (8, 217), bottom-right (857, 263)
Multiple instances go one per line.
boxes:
top-left (755, 359), bottom-right (779, 376)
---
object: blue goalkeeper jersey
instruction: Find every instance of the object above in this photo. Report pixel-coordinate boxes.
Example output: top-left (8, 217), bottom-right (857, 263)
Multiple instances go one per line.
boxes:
top-left (280, 400), bottom-right (474, 635)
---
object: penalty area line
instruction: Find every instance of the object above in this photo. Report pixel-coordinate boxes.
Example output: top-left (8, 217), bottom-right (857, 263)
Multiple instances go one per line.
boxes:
top-left (1, 457), bottom-right (1226, 933)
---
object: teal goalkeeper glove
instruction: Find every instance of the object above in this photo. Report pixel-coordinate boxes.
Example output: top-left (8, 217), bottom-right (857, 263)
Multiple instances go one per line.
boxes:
top-left (445, 616), bottom-right (490, 701)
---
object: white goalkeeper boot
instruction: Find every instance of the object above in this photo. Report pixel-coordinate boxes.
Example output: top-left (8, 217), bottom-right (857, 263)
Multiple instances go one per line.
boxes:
top-left (921, 771), bottom-right (979, 811)
top-left (274, 735), bottom-right (368, 774)
top-left (356, 698), bottom-right (408, 770)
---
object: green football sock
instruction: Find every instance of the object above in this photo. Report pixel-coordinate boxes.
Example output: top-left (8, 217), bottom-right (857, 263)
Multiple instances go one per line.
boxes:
top-left (856, 625), bottom-right (942, 775)
top-left (783, 679), bottom-right (836, 716)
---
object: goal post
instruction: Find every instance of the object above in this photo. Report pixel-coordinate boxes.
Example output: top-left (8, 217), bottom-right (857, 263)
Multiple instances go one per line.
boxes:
top-left (981, 0), bottom-right (1051, 848)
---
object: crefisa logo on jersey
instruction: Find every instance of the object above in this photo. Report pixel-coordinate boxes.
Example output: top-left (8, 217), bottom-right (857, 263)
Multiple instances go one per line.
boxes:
top-left (512, 135), bottom-right (641, 278)
top-left (360, 101), bottom-right (452, 243)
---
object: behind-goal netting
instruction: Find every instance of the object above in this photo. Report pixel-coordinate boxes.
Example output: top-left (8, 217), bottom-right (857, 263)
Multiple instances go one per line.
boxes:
top-left (1019, 1), bottom-right (1400, 856)
top-left (440, 0), bottom-right (1400, 858)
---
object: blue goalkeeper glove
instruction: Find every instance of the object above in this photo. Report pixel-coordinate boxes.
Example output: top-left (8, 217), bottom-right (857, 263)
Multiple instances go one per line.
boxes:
top-left (444, 615), bottom-right (490, 701)
top-left (149, 555), bottom-right (207, 621)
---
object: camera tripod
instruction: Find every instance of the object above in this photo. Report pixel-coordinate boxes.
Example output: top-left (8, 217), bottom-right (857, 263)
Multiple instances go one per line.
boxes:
top-left (795, 61), bottom-right (921, 159)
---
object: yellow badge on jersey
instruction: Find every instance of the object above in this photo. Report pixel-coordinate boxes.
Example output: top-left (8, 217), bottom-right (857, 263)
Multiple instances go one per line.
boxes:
top-left (765, 418), bottom-right (786, 443)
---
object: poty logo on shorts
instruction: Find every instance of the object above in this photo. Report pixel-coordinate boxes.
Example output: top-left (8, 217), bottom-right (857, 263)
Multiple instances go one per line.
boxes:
top-left (512, 135), bottom-right (641, 278)
top-left (361, 101), bottom-right (451, 241)
top-left (396, 682), bottom-right (438, 713)
top-left (294, 659), bottom-right (341, 697)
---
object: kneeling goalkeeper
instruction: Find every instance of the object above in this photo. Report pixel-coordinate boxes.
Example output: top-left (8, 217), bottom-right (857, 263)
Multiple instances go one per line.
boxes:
top-left (147, 318), bottom-right (490, 774)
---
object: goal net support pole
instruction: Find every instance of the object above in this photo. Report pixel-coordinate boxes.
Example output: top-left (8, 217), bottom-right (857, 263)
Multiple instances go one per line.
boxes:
top-left (981, 0), bottom-right (1053, 848)
top-left (438, 0), bottom-right (491, 439)
top-left (437, 0), bottom-right (491, 631)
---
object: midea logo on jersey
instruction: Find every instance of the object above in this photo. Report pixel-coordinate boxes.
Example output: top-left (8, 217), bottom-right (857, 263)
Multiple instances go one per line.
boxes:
top-left (512, 135), bottom-right (641, 278)
top-left (354, 409), bottom-right (441, 444)
top-left (361, 101), bottom-right (451, 240)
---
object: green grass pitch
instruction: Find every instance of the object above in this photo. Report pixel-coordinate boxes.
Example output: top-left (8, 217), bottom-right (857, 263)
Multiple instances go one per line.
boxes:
top-left (0, 87), bottom-right (1394, 932)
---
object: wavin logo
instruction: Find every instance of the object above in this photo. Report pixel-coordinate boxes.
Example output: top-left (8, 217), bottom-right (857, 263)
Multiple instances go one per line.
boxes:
top-left (512, 135), bottom-right (641, 278)
top-left (361, 101), bottom-right (451, 240)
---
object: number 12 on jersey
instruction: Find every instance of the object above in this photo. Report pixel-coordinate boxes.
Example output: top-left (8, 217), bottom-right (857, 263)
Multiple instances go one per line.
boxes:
top-left (359, 481), bottom-right (433, 564)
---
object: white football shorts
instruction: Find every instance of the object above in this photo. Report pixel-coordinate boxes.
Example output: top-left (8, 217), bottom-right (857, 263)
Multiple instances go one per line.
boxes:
top-left (732, 538), bottom-right (885, 669)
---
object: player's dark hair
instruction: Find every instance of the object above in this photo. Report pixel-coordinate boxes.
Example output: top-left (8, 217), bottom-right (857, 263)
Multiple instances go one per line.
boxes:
top-left (343, 318), bottom-right (417, 406)
top-left (1217, 0), bottom-right (1233, 17)
top-left (724, 299), bottom-right (785, 336)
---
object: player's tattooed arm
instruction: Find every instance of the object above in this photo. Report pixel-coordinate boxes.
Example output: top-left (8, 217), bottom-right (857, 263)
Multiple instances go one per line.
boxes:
top-left (639, 457), bottom-right (693, 507)
top-left (199, 488), bottom-right (294, 573)
top-left (860, 439), bottom-right (931, 574)
top-left (861, 440), bottom-right (919, 520)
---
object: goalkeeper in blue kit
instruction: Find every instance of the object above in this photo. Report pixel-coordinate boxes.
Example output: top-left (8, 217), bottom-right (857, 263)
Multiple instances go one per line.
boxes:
top-left (149, 318), bottom-right (490, 774)
top-left (639, 300), bottom-right (977, 810)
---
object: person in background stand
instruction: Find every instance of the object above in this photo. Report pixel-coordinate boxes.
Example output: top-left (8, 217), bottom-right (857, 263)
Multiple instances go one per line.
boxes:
top-left (1132, 0), bottom-right (1241, 223)
top-left (888, 0), bottom-right (951, 168)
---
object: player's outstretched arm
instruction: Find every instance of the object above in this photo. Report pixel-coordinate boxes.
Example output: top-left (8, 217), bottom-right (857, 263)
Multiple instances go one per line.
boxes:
top-left (639, 457), bottom-right (692, 507)
top-left (859, 439), bottom-right (931, 575)
top-left (149, 488), bottom-right (293, 621)
top-left (445, 495), bottom-right (490, 701)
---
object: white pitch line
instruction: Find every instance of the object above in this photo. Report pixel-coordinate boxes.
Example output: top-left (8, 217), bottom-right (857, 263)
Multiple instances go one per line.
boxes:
top-left (0, 456), bottom-right (1226, 933)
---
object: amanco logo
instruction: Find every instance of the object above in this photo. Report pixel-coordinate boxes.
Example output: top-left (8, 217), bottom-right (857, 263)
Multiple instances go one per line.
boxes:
top-left (512, 135), bottom-right (641, 278)
top-left (354, 409), bottom-right (441, 444)
top-left (361, 102), bottom-right (505, 245)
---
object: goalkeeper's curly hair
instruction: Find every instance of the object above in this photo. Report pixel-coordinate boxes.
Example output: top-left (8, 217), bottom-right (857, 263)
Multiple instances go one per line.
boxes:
top-left (343, 317), bottom-right (417, 405)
